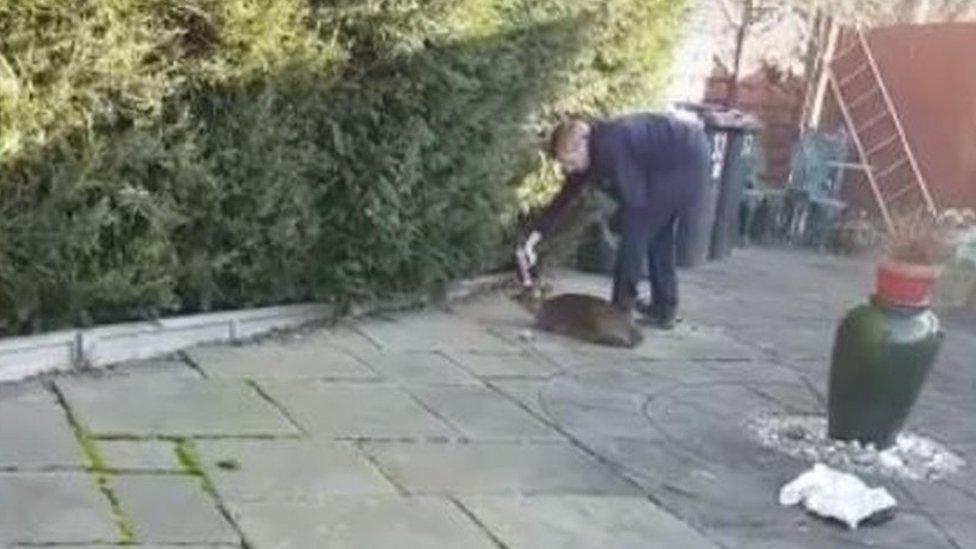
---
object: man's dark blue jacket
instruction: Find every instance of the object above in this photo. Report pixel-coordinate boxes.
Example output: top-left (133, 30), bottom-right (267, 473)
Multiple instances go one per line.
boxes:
top-left (534, 112), bottom-right (709, 236)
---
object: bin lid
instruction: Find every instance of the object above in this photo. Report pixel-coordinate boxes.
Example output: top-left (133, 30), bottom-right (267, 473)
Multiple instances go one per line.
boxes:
top-left (674, 101), bottom-right (761, 132)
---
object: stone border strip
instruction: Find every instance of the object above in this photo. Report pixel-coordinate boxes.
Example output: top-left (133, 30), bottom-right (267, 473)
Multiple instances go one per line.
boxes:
top-left (0, 274), bottom-right (512, 384)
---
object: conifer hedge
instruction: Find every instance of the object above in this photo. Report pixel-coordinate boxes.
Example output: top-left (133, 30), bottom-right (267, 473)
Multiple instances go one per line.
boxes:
top-left (0, 0), bottom-right (686, 334)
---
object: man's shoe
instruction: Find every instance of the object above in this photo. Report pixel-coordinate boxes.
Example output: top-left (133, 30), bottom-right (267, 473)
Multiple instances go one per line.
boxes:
top-left (642, 314), bottom-right (677, 331)
top-left (636, 300), bottom-right (677, 330)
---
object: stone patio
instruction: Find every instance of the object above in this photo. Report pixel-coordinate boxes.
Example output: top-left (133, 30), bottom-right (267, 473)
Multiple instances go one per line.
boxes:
top-left (0, 247), bottom-right (973, 548)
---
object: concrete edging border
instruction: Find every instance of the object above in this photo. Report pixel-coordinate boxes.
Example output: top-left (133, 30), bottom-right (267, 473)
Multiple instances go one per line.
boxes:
top-left (0, 274), bottom-right (511, 383)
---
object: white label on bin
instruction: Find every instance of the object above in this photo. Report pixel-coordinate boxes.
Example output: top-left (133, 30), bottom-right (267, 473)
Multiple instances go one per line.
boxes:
top-left (742, 134), bottom-right (755, 157)
top-left (711, 133), bottom-right (728, 179)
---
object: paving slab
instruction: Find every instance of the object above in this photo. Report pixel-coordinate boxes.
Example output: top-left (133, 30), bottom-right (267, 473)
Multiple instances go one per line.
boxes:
top-left (545, 401), bottom-right (661, 441)
top-left (0, 380), bottom-right (53, 402)
top-left (356, 311), bottom-right (518, 352)
top-left (450, 292), bottom-right (535, 328)
top-left (364, 442), bottom-right (640, 496)
top-left (112, 475), bottom-right (237, 544)
top-left (747, 380), bottom-right (826, 415)
top-left (104, 359), bottom-right (203, 379)
top-left (639, 359), bottom-right (807, 386)
top-left (588, 436), bottom-right (804, 528)
top-left (230, 497), bottom-right (496, 549)
top-left (542, 375), bottom-right (650, 413)
top-left (351, 350), bottom-right (479, 386)
top-left (943, 442), bottom-right (976, 499)
top-left (194, 439), bottom-right (396, 501)
top-left (642, 382), bottom-right (781, 449)
top-left (314, 324), bottom-right (383, 354)
top-left (530, 347), bottom-right (661, 374)
top-left (443, 349), bottom-right (561, 378)
top-left (487, 379), bottom-right (550, 419)
top-left (0, 473), bottom-right (117, 544)
top-left (407, 385), bottom-right (561, 441)
top-left (929, 511), bottom-right (976, 549)
top-left (900, 480), bottom-right (976, 548)
top-left (704, 512), bottom-right (956, 549)
top-left (907, 396), bottom-right (976, 443)
top-left (97, 441), bottom-right (179, 471)
top-left (460, 495), bottom-right (719, 548)
top-left (188, 338), bottom-right (377, 380)
top-left (631, 323), bottom-right (759, 362)
top-left (905, 479), bottom-right (976, 514)
top-left (57, 377), bottom-right (298, 438)
top-left (533, 375), bottom-right (663, 441)
top-left (257, 381), bottom-right (457, 439)
top-left (735, 323), bottom-right (837, 363)
top-left (0, 396), bottom-right (85, 469)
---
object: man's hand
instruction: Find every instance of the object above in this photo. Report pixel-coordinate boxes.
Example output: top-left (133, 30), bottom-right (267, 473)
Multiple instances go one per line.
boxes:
top-left (515, 231), bottom-right (542, 287)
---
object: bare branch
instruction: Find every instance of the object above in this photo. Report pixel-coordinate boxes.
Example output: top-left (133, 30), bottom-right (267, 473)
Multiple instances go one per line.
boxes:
top-left (717, 0), bottom-right (744, 28)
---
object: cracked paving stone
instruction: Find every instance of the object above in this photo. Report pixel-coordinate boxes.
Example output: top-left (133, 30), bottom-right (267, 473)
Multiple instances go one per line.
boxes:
top-left (407, 385), bottom-right (561, 441)
top-left (187, 338), bottom-right (377, 380)
top-left (229, 497), bottom-right (497, 548)
top-left (442, 350), bottom-right (560, 378)
top-left (56, 377), bottom-right (298, 438)
top-left (0, 473), bottom-right (117, 544)
top-left (257, 381), bottom-right (457, 439)
top-left (460, 495), bottom-right (718, 548)
top-left (112, 475), bottom-right (238, 544)
top-left (313, 325), bottom-right (383, 355)
top-left (194, 439), bottom-right (396, 501)
top-left (105, 359), bottom-right (203, 380)
top-left (364, 441), bottom-right (640, 496)
top-left (0, 395), bottom-right (85, 469)
top-left (355, 311), bottom-right (518, 352)
top-left (487, 380), bottom-right (550, 420)
top-left (351, 350), bottom-right (479, 386)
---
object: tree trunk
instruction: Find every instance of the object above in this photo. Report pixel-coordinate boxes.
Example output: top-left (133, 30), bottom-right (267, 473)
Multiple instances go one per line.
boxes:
top-left (726, 0), bottom-right (752, 107)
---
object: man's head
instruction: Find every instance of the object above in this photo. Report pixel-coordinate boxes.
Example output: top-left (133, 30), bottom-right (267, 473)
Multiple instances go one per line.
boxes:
top-left (548, 119), bottom-right (591, 174)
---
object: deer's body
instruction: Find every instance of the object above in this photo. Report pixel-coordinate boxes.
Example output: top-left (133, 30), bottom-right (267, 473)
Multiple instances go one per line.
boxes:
top-left (518, 291), bottom-right (643, 348)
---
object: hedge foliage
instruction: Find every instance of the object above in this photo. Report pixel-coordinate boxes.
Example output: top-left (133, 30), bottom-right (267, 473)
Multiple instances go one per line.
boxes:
top-left (0, 0), bottom-right (687, 334)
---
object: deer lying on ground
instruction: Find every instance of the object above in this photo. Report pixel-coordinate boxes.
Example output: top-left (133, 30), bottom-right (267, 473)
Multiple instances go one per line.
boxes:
top-left (513, 284), bottom-right (643, 349)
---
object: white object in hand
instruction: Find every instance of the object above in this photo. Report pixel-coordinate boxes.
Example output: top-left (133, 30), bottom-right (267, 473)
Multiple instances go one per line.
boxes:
top-left (515, 231), bottom-right (542, 286)
top-left (779, 463), bottom-right (897, 529)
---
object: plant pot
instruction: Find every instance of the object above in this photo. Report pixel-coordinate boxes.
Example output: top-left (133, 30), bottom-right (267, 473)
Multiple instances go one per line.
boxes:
top-left (875, 259), bottom-right (942, 308)
top-left (828, 261), bottom-right (944, 449)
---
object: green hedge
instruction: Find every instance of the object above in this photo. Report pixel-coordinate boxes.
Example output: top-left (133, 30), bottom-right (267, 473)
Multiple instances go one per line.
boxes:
top-left (0, 0), bottom-right (687, 334)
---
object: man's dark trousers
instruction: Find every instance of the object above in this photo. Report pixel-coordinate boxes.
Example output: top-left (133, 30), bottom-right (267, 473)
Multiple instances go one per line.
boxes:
top-left (610, 153), bottom-right (709, 320)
